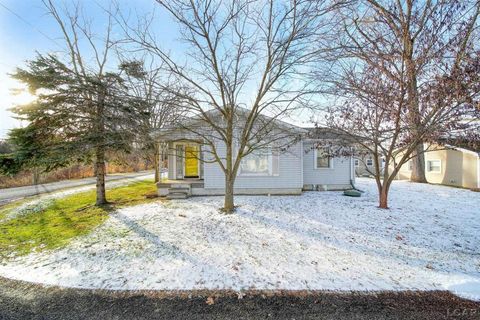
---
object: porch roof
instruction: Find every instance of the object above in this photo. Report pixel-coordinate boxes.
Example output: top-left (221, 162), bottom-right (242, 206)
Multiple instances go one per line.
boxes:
top-left (151, 127), bottom-right (204, 142)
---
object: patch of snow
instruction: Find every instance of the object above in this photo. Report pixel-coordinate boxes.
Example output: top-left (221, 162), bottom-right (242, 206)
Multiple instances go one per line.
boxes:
top-left (445, 278), bottom-right (480, 301)
top-left (0, 178), bottom-right (479, 300)
top-left (4, 174), bottom-right (154, 217)
top-left (1, 199), bottom-right (55, 222)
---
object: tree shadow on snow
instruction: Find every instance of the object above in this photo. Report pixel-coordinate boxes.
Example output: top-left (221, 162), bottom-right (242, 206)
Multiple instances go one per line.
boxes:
top-left (238, 206), bottom-right (476, 274)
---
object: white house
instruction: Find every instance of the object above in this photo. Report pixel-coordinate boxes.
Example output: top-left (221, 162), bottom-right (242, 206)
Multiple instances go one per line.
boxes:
top-left (153, 112), bottom-right (355, 198)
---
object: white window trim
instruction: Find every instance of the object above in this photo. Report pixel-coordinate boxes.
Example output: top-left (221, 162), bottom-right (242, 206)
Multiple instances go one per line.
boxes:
top-left (354, 159), bottom-right (359, 167)
top-left (314, 148), bottom-right (334, 170)
top-left (238, 147), bottom-right (279, 177)
top-left (427, 159), bottom-right (442, 173)
top-left (366, 158), bottom-right (373, 166)
top-left (172, 142), bottom-right (201, 179)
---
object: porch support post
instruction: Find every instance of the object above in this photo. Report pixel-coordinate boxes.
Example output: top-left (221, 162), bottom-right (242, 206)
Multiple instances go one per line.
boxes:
top-left (159, 141), bottom-right (167, 182)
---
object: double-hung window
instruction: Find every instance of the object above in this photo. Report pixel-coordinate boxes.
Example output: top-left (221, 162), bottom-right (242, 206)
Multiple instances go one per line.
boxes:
top-left (315, 148), bottom-right (332, 169)
top-left (427, 160), bottom-right (441, 173)
top-left (366, 158), bottom-right (373, 166)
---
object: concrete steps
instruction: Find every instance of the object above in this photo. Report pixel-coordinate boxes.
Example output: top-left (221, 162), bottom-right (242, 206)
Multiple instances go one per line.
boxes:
top-left (166, 191), bottom-right (189, 199)
top-left (157, 180), bottom-right (205, 199)
top-left (166, 186), bottom-right (191, 199)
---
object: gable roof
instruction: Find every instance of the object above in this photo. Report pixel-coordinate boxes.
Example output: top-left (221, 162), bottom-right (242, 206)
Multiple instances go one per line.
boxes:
top-left (303, 127), bottom-right (362, 142)
top-left (438, 138), bottom-right (480, 154)
top-left (152, 107), bottom-right (307, 139)
top-left (152, 107), bottom-right (358, 143)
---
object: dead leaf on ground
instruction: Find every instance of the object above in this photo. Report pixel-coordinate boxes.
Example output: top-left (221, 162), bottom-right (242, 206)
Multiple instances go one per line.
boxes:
top-left (206, 296), bottom-right (215, 305)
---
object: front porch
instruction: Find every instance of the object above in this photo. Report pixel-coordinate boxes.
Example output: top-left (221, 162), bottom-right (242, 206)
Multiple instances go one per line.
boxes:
top-left (155, 134), bottom-right (206, 198)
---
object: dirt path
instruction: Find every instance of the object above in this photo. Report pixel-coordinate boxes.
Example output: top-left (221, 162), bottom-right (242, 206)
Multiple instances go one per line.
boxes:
top-left (0, 277), bottom-right (478, 320)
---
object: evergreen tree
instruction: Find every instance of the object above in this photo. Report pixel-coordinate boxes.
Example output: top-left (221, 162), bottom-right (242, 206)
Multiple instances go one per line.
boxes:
top-left (0, 0), bottom-right (147, 205)
top-left (3, 53), bottom-right (141, 205)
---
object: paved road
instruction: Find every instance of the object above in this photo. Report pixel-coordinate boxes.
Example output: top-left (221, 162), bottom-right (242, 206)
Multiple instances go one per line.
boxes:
top-left (0, 278), bottom-right (478, 320)
top-left (0, 171), bottom-right (154, 203)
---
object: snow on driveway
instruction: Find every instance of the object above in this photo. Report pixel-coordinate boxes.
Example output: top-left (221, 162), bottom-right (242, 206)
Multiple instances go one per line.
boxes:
top-left (0, 178), bottom-right (479, 300)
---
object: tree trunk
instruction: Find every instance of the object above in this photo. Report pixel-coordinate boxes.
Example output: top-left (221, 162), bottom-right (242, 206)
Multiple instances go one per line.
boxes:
top-left (378, 184), bottom-right (389, 209)
top-left (405, 31), bottom-right (427, 183)
top-left (95, 146), bottom-right (107, 206)
top-left (410, 143), bottom-right (427, 182)
top-left (94, 94), bottom-right (107, 206)
top-left (223, 122), bottom-right (236, 213)
top-left (224, 174), bottom-right (235, 213)
top-left (32, 168), bottom-right (40, 185)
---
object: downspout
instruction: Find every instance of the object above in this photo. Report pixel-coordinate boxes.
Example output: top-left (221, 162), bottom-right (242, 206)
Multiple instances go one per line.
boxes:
top-left (350, 149), bottom-right (364, 192)
top-left (300, 140), bottom-right (304, 191)
top-left (349, 151), bottom-right (356, 190)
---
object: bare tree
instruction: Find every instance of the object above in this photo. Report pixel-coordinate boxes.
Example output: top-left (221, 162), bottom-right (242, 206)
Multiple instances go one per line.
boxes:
top-left (120, 57), bottom-right (186, 182)
top-left (339, 0), bottom-right (480, 183)
top-left (119, 0), bottom-right (339, 213)
top-left (315, 0), bottom-right (480, 208)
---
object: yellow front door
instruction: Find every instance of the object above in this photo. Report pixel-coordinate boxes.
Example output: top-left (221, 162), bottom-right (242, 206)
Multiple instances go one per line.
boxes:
top-left (184, 146), bottom-right (199, 177)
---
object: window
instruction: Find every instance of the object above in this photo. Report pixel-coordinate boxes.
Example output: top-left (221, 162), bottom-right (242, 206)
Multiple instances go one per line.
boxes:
top-left (239, 148), bottom-right (279, 176)
top-left (354, 159), bottom-right (359, 167)
top-left (427, 160), bottom-right (441, 173)
top-left (315, 148), bottom-right (331, 169)
top-left (366, 158), bottom-right (373, 166)
top-left (407, 161), bottom-right (413, 171)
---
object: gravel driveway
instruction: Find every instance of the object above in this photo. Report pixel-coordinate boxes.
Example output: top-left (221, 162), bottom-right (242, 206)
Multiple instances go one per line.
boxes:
top-left (0, 277), bottom-right (478, 320)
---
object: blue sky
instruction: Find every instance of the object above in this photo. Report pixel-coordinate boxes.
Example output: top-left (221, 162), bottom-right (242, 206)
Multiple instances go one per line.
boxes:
top-left (0, 0), bottom-right (181, 138)
top-left (0, 0), bottom-right (317, 139)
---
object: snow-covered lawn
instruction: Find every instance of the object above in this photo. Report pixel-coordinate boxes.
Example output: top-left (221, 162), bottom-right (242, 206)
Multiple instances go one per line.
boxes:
top-left (1, 178), bottom-right (479, 300)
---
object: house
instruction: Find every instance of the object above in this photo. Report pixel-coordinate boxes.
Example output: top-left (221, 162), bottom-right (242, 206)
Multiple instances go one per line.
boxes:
top-left (152, 111), bottom-right (355, 198)
top-left (395, 144), bottom-right (480, 190)
top-left (354, 153), bottom-right (385, 177)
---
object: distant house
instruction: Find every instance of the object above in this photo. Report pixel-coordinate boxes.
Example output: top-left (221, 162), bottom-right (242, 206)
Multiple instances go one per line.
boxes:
top-left (395, 144), bottom-right (480, 190)
top-left (152, 110), bottom-right (356, 198)
top-left (354, 153), bottom-right (384, 177)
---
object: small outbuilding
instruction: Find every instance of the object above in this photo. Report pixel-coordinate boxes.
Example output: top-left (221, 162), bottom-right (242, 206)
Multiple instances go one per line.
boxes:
top-left (395, 144), bottom-right (480, 190)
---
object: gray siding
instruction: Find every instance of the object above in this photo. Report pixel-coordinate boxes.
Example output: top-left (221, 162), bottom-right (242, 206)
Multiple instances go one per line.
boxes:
top-left (203, 141), bottom-right (303, 190)
top-left (302, 141), bottom-right (353, 187)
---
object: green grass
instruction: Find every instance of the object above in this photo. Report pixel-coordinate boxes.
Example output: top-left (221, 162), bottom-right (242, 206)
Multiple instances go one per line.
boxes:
top-left (0, 179), bottom-right (158, 258)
